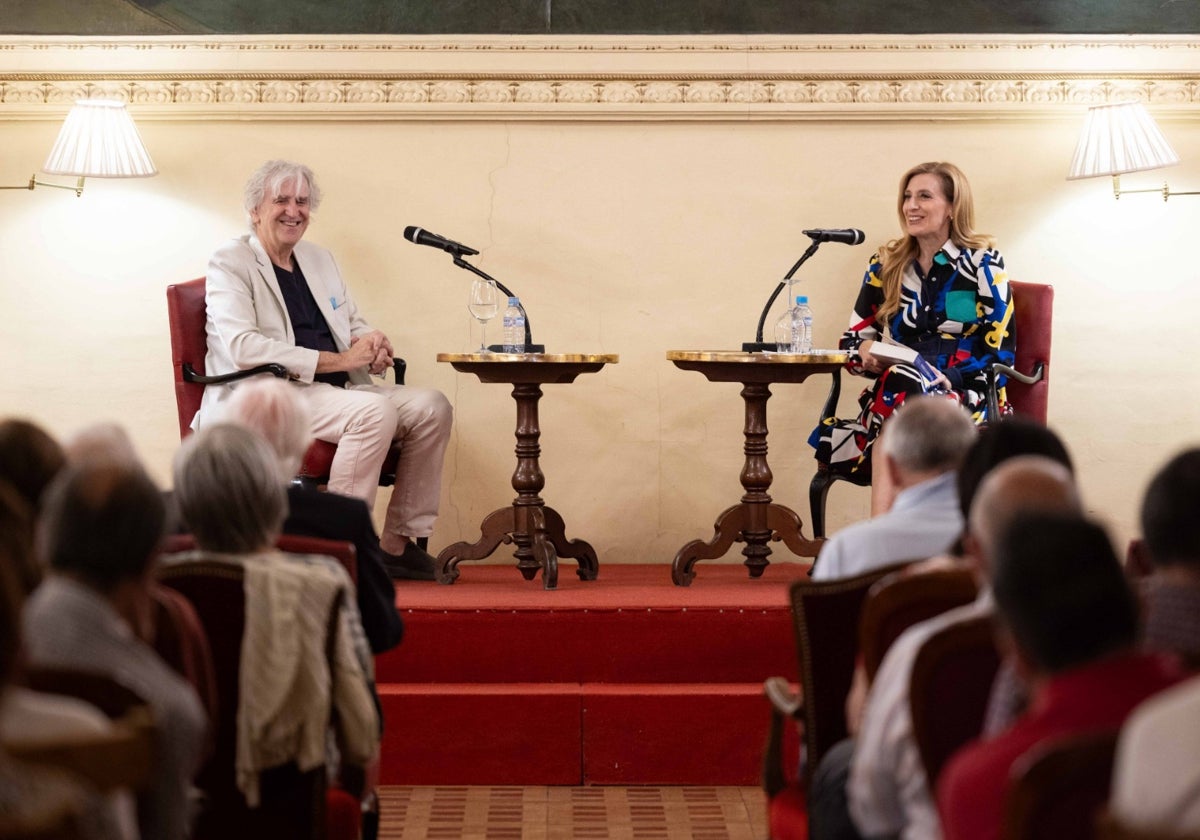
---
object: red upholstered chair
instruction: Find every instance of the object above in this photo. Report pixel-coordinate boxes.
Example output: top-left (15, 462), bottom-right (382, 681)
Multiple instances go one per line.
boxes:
top-left (762, 561), bottom-right (912, 840)
top-left (909, 614), bottom-right (1001, 788)
top-left (162, 532), bottom-right (358, 585)
top-left (166, 276), bottom-right (402, 490)
top-left (859, 566), bottom-right (979, 682)
top-left (156, 559), bottom-right (345, 840)
top-left (807, 280), bottom-right (1054, 539)
top-left (1003, 730), bottom-right (1119, 840)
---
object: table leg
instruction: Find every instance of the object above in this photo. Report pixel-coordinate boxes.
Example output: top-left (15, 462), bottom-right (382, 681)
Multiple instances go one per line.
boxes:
top-left (436, 381), bottom-right (602, 589)
top-left (436, 507), bottom-right (516, 584)
top-left (543, 505), bottom-right (599, 582)
top-left (672, 381), bottom-right (821, 586)
top-left (672, 503), bottom-right (750, 586)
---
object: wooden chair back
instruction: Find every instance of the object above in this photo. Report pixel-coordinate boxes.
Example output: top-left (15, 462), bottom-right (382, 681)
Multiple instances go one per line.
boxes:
top-left (1003, 730), bottom-right (1119, 840)
top-left (162, 533), bottom-right (357, 585)
top-left (859, 566), bottom-right (979, 682)
top-left (157, 558), bottom-right (338, 840)
top-left (7, 706), bottom-right (156, 793)
top-left (909, 613), bottom-right (1001, 787)
top-left (1096, 811), bottom-right (1200, 840)
top-left (789, 561), bottom-right (910, 791)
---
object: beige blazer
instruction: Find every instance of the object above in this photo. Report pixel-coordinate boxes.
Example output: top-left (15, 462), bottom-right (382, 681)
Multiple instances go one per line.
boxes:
top-left (195, 234), bottom-right (375, 428)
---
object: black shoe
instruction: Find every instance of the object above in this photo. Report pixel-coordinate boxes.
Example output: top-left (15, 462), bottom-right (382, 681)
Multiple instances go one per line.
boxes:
top-left (382, 541), bottom-right (438, 581)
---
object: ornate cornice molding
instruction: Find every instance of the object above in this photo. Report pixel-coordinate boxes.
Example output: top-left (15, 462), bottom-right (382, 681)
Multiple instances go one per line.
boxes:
top-left (2, 35), bottom-right (1197, 121)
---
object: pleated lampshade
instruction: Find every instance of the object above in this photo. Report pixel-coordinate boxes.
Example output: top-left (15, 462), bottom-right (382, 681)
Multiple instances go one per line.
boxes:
top-left (42, 99), bottom-right (157, 178)
top-left (1067, 101), bottom-right (1180, 180)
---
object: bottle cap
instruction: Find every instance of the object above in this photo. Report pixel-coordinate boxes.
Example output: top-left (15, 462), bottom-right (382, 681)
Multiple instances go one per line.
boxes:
top-left (508, 296), bottom-right (519, 305)
top-left (796, 295), bottom-right (808, 304)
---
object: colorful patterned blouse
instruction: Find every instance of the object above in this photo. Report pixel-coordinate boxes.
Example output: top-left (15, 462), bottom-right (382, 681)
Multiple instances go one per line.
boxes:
top-left (840, 241), bottom-right (1016, 404)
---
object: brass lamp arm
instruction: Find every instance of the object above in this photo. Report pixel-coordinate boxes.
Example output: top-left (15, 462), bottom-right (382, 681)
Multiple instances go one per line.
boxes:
top-left (1112, 174), bottom-right (1200, 202)
top-left (0, 175), bottom-right (86, 197)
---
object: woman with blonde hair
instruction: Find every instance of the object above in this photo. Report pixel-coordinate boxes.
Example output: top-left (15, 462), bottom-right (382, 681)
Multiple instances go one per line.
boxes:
top-left (812, 162), bottom-right (1016, 492)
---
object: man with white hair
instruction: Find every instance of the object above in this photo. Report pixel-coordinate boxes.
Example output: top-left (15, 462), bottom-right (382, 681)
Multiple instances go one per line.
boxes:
top-left (811, 396), bottom-right (976, 581)
top-left (197, 159), bottom-right (451, 580)
top-left (222, 378), bottom-right (404, 653)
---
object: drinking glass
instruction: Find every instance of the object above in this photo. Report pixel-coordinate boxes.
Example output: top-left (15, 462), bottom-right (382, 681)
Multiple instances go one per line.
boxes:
top-left (468, 278), bottom-right (499, 354)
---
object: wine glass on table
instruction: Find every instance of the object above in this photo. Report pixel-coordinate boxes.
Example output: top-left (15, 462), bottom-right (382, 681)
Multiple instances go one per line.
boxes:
top-left (468, 277), bottom-right (499, 354)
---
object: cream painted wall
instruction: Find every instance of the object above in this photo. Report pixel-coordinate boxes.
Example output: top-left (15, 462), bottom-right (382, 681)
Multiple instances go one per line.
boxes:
top-left (1, 37), bottom-right (1197, 567)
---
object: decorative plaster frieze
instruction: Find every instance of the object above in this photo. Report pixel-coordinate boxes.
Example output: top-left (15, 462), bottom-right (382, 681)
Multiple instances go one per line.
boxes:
top-left (0, 35), bottom-right (1197, 121)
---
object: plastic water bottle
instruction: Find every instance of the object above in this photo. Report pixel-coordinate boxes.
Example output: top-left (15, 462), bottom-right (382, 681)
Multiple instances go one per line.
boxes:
top-left (502, 296), bottom-right (525, 353)
top-left (795, 295), bottom-right (814, 353)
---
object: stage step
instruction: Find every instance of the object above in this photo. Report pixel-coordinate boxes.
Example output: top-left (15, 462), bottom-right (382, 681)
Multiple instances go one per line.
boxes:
top-left (375, 563), bottom-right (810, 785)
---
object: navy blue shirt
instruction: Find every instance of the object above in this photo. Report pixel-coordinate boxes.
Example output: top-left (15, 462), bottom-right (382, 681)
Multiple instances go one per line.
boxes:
top-left (273, 259), bottom-right (349, 388)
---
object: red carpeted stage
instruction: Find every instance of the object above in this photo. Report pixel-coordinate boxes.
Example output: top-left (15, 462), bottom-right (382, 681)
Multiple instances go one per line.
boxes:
top-left (375, 561), bottom-right (810, 786)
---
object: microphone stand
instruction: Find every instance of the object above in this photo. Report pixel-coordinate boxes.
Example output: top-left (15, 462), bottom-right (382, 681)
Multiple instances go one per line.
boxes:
top-left (742, 240), bottom-right (822, 352)
top-left (451, 255), bottom-right (545, 353)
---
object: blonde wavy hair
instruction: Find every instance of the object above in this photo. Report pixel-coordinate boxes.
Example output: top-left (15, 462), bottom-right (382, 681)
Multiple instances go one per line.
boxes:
top-left (875, 162), bottom-right (995, 325)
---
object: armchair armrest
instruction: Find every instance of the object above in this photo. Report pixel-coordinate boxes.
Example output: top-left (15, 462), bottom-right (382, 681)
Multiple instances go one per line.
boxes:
top-left (182, 362), bottom-right (289, 386)
top-left (184, 356), bottom-right (406, 387)
top-left (762, 676), bottom-right (804, 799)
top-left (985, 360), bottom-right (1044, 420)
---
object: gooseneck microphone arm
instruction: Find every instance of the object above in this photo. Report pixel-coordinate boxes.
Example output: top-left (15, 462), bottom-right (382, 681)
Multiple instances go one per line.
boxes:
top-left (752, 240), bottom-right (822, 345)
top-left (451, 255), bottom-right (539, 351)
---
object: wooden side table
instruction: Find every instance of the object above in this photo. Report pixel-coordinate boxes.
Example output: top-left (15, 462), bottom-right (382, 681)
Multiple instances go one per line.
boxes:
top-left (667, 350), bottom-right (848, 586)
top-left (435, 353), bottom-right (618, 590)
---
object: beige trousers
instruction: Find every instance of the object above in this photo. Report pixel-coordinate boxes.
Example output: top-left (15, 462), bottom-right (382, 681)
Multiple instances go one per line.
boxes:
top-left (304, 382), bottom-right (452, 553)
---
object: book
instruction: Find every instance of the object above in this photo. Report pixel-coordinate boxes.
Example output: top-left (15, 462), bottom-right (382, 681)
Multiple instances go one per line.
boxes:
top-left (867, 341), bottom-right (947, 392)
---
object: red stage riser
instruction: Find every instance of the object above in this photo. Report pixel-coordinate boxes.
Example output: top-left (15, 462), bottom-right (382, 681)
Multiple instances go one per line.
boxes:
top-left (377, 683), bottom-right (768, 786)
top-left (376, 608), bottom-right (799, 685)
top-left (375, 564), bottom-right (807, 786)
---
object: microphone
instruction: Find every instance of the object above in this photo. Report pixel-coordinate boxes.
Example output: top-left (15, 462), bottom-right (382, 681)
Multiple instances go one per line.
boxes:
top-left (403, 225), bottom-right (479, 257)
top-left (802, 228), bottom-right (865, 246)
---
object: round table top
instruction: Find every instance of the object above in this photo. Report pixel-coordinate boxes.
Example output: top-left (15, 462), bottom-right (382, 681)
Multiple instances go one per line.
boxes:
top-left (437, 352), bottom-right (619, 364)
top-left (666, 349), bottom-right (848, 364)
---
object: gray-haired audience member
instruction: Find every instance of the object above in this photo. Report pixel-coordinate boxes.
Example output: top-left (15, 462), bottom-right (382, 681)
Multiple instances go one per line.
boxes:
top-left (812, 396), bottom-right (976, 581)
top-left (221, 379), bottom-right (404, 650)
top-left (169, 424), bottom-right (378, 803)
top-left (809, 455), bottom-right (1080, 840)
top-left (22, 460), bottom-right (206, 840)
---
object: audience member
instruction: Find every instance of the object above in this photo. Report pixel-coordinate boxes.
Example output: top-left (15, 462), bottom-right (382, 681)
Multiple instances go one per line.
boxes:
top-left (0, 418), bottom-right (64, 516)
top-left (1136, 448), bottom-right (1200, 667)
top-left (22, 460), bottom-right (206, 840)
top-left (220, 378), bottom-right (405, 651)
top-left (937, 513), bottom-right (1185, 840)
top-left (811, 396), bottom-right (976, 581)
top-left (841, 419), bottom-right (1074, 735)
top-left (809, 455), bottom-right (1079, 840)
top-left (0, 486), bottom-right (135, 840)
top-left (63, 421), bottom-right (142, 468)
top-left (168, 423), bottom-right (379, 806)
top-left (1110, 673), bottom-right (1200, 835)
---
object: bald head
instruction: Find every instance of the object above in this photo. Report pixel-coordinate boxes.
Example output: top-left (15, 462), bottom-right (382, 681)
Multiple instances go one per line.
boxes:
top-left (967, 455), bottom-right (1080, 572)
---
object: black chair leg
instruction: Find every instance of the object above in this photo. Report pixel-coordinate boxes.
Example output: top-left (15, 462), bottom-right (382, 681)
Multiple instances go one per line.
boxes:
top-left (809, 470), bottom-right (836, 540)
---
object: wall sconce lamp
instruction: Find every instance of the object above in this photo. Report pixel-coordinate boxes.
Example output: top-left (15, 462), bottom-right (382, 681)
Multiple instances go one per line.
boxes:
top-left (0, 99), bottom-right (157, 198)
top-left (1067, 101), bottom-right (1196, 201)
